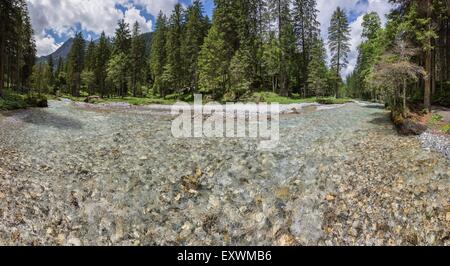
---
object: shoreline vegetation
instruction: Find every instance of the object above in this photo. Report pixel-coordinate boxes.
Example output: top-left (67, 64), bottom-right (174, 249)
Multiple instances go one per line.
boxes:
top-left (0, 92), bottom-right (48, 111)
top-left (47, 91), bottom-right (354, 106)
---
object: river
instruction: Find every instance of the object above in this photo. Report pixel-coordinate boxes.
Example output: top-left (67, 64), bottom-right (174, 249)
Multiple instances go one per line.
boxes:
top-left (0, 100), bottom-right (448, 245)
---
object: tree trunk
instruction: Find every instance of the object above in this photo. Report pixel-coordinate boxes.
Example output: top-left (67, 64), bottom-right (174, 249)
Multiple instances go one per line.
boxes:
top-left (0, 37), bottom-right (4, 97)
top-left (424, 0), bottom-right (432, 112)
top-left (431, 41), bottom-right (436, 96)
top-left (403, 78), bottom-right (407, 117)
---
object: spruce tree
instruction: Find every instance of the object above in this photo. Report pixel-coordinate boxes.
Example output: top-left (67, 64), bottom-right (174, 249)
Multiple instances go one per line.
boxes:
top-left (95, 32), bottom-right (111, 97)
top-left (150, 12), bottom-right (168, 97)
top-left (165, 3), bottom-right (185, 94)
top-left (130, 21), bottom-right (146, 97)
top-left (112, 19), bottom-right (131, 97)
top-left (198, 24), bottom-right (228, 99)
top-left (293, 0), bottom-right (320, 95)
top-left (85, 40), bottom-right (97, 71)
top-left (67, 32), bottom-right (85, 97)
top-left (307, 38), bottom-right (328, 97)
top-left (181, 0), bottom-right (208, 92)
top-left (328, 7), bottom-right (350, 97)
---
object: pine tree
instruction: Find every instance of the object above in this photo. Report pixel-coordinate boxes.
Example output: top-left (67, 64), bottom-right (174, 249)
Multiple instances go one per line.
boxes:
top-left (112, 19), bottom-right (131, 97)
top-left (198, 24), bottom-right (228, 99)
top-left (0, 0), bottom-right (35, 96)
top-left (362, 11), bottom-right (382, 40)
top-left (95, 32), bottom-right (111, 97)
top-left (350, 12), bottom-right (383, 100)
top-left (165, 3), bottom-right (185, 94)
top-left (307, 38), bottom-right (328, 97)
top-left (181, 0), bottom-right (208, 92)
top-left (47, 55), bottom-right (54, 91)
top-left (18, 0), bottom-right (36, 90)
top-left (130, 21), bottom-right (146, 97)
top-left (262, 36), bottom-right (282, 93)
top-left (54, 57), bottom-right (65, 92)
top-left (67, 32), bottom-right (85, 97)
top-left (267, 0), bottom-right (295, 96)
top-left (150, 12), bottom-right (168, 97)
top-left (106, 53), bottom-right (128, 97)
top-left (113, 19), bottom-right (131, 55)
top-left (328, 7), bottom-right (350, 97)
top-left (293, 0), bottom-right (320, 95)
top-left (85, 40), bottom-right (97, 71)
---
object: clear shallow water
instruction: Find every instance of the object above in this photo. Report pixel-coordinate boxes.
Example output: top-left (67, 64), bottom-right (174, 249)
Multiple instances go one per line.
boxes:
top-left (0, 100), bottom-right (448, 245)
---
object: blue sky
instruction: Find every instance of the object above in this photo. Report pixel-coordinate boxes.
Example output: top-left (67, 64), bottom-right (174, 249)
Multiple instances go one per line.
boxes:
top-left (27, 0), bottom-right (392, 77)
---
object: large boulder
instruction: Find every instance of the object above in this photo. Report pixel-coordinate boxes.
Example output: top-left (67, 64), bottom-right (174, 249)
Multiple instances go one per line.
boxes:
top-left (84, 95), bottom-right (101, 103)
top-left (26, 95), bottom-right (48, 108)
top-left (391, 112), bottom-right (427, 135)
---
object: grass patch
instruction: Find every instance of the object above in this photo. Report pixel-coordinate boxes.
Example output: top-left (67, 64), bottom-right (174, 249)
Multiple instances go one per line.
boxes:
top-left (52, 91), bottom-right (354, 106)
top-left (55, 93), bottom-right (180, 105)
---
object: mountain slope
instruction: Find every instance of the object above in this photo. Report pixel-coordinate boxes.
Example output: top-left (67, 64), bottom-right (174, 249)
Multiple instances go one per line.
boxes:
top-left (37, 32), bottom-right (153, 64)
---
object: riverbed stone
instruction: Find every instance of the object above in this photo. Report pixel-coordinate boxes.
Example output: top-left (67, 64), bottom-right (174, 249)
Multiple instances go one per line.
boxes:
top-left (0, 100), bottom-right (448, 246)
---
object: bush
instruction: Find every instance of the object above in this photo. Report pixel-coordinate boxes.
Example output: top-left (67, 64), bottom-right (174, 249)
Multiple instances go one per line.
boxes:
top-left (0, 93), bottom-right (48, 110)
top-left (442, 124), bottom-right (450, 134)
top-left (429, 114), bottom-right (443, 124)
top-left (0, 94), bottom-right (27, 110)
top-left (316, 98), bottom-right (352, 105)
top-left (25, 94), bottom-right (48, 108)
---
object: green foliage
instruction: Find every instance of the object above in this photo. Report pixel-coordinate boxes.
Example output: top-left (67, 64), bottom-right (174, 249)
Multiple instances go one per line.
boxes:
top-left (94, 31), bottom-right (111, 97)
top-left (181, 0), bottom-right (209, 90)
top-left (251, 92), bottom-right (312, 104)
top-left (429, 114), bottom-right (443, 124)
top-left (229, 48), bottom-right (252, 100)
top-left (25, 94), bottom-right (48, 107)
top-left (130, 22), bottom-right (146, 96)
top-left (307, 38), bottom-right (329, 97)
top-left (347, 12), bottom-right (385, 100)
top-left (441, 124), bottom-right (450, 134)
top-left (67, 32), bottom-right (86, 96)
top-left (0, 92), bottom-right (47, 110)
top-left (316, 97), bottom-right (352, 105)
top-left (198, 24), bottom-right (228, 98)
top-left (106, 53), bottom-right (129, 96)
top-left (0, 93), bottom-right (28, 110)
top-left (362, 12), bottom-right (382, 40)
top-left (150, 12), bottom-right (168, 96)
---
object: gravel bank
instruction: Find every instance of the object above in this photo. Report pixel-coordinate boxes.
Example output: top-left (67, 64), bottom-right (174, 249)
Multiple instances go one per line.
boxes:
top-left (419, 132), bottom-right (450, 161)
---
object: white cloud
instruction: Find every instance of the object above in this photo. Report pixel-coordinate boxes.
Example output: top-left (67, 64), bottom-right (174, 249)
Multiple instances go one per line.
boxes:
top-left (124, 6), bottom-right (153, 33)
top-left (35, 35), bottom-right (62, 57)
top-left (27, 0), bottom-right (157, 56)
top-left (125, 0), bottom-right (179, 15)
